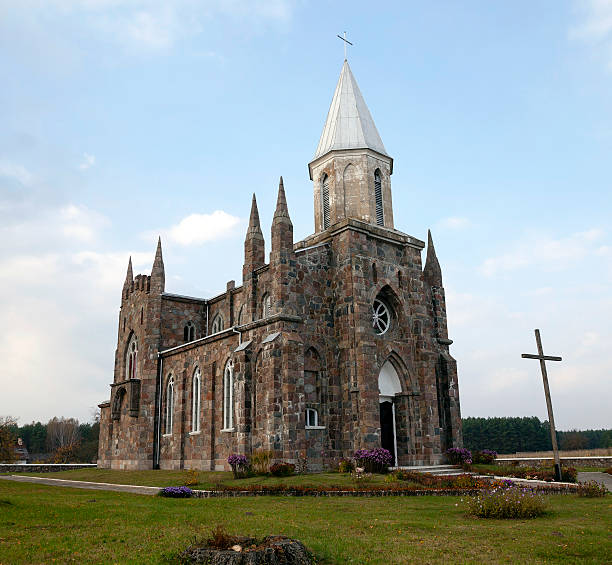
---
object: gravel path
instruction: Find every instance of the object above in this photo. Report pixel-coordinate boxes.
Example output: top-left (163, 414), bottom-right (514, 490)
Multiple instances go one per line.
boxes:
top-left (0, 474), bottom-right (161, 495)
top-left (577, 471), bottom-right (612, 492)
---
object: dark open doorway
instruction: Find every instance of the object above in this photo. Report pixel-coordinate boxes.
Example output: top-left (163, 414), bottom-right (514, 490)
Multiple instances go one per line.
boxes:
top-left (380, 400), bottom-right (396, 463)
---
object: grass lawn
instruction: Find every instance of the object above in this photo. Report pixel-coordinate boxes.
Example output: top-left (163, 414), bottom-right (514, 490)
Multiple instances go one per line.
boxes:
top-left (0, 481), bottom-right (610, 564)
top-left (17, 468), bottom-right (409, 490)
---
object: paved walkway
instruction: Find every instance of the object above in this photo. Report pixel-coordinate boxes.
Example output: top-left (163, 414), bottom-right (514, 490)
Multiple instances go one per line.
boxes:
top-left (577, 471), bottom-right (612, 492)
top-left (0, 474), bottom-right (161, 495)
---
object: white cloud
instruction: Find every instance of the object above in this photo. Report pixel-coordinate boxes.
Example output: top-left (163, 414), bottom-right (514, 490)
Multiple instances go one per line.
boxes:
top-left (4, 0), bottom-right (294, 54)
top-left (0, 160), bottom-right (34, 186)
top-left (437, 216), bottom-right (471, 230)
top-left (163, 210), bottom-right (241, 246)
top-left (480, 229), bottom-right (606, 277)
top-left (79, 153), bottom-right (96, 170)
top-left (570, 0), bottom-right (612, 70)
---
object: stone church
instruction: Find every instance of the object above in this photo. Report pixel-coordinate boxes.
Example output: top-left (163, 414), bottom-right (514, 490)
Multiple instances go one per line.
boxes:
top-left (97, 61), bottom-right (462, 470)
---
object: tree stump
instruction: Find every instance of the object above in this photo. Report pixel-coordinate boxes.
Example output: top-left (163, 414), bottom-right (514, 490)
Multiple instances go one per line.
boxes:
top-left (179, 535), bottom-right (314, 564)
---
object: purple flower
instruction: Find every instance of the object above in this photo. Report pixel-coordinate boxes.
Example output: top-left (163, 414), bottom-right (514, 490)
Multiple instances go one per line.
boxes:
top-left (160, 486), bottom-right (193, 498)
top-left (228, 454), bottom-right (248, 468)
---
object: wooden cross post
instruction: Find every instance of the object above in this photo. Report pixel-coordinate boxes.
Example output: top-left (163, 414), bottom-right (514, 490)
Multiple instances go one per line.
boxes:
top-left (521, 329), bottom-right (563, 481)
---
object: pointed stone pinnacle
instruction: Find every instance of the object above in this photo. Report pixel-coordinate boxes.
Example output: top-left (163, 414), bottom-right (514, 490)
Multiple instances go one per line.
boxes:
top-left (247, 193), bottom-right (264, 238)
top-left (273, 176), bottom-right (291, 221)
top-left (424, 229), bottom-right (443, 287)
top-left (125, 256), bottom-right (133, 282)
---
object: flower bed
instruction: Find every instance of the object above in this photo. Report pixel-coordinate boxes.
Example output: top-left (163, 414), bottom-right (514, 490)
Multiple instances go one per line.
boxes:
top-left (466, 484), bottom-right (547, 519)
top-left (160, 486), bottom-right (193, 498)
top-left (354, 448), bottom-right (393, 473)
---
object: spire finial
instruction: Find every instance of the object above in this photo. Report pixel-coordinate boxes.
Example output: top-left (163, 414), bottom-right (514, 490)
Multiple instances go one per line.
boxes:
top-left (247, 193), bottom-right (263, 238)
top-left (273, 176), bottom-right (291, 221)
top-left (125, 256), bottom-right (133, 282)
top-left (151, 236), bottom-right (165, 292)
top-left (424, 229), bottom-right (443, 287)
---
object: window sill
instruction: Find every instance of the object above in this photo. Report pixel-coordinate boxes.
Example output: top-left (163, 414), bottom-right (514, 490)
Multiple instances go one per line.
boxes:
top-left (220, 428), bottom-right (235, 433)
top-left (189, 431), bottom-right (201, 436)
top-left (162, 433), bottom-right (172, 437)
top-left (305, 425), bottom-right (326, 430)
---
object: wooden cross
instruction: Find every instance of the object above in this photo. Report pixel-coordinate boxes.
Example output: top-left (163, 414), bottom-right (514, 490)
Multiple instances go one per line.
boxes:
top-left (337, 31), bottom-right (353, 60)
top-left (521, 329), bottom-right (563, 481)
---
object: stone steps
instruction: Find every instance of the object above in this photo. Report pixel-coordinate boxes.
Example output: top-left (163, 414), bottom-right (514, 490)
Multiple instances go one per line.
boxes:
top-left (392, 464), bottom-right (474, 476)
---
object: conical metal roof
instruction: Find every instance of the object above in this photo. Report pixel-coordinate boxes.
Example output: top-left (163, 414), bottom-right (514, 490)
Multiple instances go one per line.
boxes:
top-left (313, 60), bottom-right (389, 161)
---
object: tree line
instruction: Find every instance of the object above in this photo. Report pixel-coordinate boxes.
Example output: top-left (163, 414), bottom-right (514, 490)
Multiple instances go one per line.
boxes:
top-left (1, 416), bottom-right (99, 463)
top-left (462, 416), bottom-right (612, 454)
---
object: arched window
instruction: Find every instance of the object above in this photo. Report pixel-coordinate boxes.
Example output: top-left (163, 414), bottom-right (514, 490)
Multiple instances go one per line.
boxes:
top-left (374, 169), bottom-right (384, 226)
top-left (304, 348), bottom-right (325, 428)
top-left (321, 173), bottom-right (330, 229)
top-left (126, 336), bottom-right (138, 380)
top-left (184, 321), bottom-right (195, 342)
top-left (223, 360), bottom-right (234, 430)
top-left (262, 294), bottom-right (271, 318)
top-left (211, 314), bottom-right (224, 334)
top-left (165, 375), bottom-right (174, 435)
top-left (192, 368), bottom-right (201, 433)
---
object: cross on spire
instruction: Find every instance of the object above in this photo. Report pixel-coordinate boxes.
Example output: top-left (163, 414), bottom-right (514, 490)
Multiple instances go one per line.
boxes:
top-left (337, 31), bottom-right (353, 60)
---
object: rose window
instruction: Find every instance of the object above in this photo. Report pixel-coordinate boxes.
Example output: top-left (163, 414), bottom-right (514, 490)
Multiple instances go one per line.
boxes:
top-left (372, 298), bottom-right (391, 335)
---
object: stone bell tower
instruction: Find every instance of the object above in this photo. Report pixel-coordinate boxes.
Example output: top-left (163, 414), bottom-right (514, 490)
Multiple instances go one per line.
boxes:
top-left (308, 60), bottom-right (394, 233)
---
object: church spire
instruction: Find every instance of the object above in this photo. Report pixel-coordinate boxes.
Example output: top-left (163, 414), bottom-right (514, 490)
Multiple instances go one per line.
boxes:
top-left (310, 60), bottom-right (389, 170)
top-left (150, 236), bottom-right (165, 293)
top-left (423, 230), bottom-right (443, 287)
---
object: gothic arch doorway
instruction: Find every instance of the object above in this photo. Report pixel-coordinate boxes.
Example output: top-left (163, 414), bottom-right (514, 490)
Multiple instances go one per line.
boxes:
top-left (378, 360), bottom-right (401, 466)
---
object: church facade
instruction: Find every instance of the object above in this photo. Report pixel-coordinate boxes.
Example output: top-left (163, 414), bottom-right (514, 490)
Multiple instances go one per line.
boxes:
top-left (97, 61), bottom-right (462, 470)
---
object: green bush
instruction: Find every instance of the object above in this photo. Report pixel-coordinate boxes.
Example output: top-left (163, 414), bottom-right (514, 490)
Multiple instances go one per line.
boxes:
top-left (338, 458), bottom-right (354, 473)
top-left (576, 481), bottom-right (607, 498)
top-left (467, 485), bottom-right (546, 519)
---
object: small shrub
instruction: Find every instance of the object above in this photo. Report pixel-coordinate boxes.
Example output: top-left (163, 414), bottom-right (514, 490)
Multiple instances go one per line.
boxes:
top-left (446, 447), bottom-right (472, 465)
top-left (467, 485), bottom-right (546, 519)
top-left (205, 525), bottom-right (238, 550)
top-left (160, 486), bottom-right (193, 498)
top-left (250, 450), bottom-right (273, 475)
top-left (227, 454), bottom-right (249, 478)
top-left (577, 481), bottom-right (607, 498)
top-left (351, 467), bottom-right (373, 485)
top-left (472, 449), bottom-right (497, 464)
top-left (183, 468), bottom-right (199, 486)
top-left (269, 462), bottom-right (295, 477)
top-left (354, 448), bottom-right (393, 473)
top-left (338, 458), bottom-right (355, 473)
top-left (605, 467), bottom-right (612, 475)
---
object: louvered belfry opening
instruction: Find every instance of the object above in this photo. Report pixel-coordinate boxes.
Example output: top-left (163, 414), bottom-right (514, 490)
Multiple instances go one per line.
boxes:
top-left (322, 174), bottom-right (330, 229)
top-left (374, 169), bottom-right (384, 226)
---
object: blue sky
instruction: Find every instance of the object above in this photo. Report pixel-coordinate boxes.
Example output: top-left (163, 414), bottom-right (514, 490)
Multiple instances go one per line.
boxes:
top-left (1, 1), bottom-right (611, 430)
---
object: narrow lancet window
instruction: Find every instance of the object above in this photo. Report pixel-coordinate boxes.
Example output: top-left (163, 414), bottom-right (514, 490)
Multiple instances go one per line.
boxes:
top-left (374, 169), bottom-right (384, 226)
top-left (165, 375), bottom-right (174, 435)
top-left (184, 321), bottom-right (195, 342)
top-left (223, 360), bottom-right (234, 430)
top-left (192, 368), bottom-right (201, 433)
top-left (322, 174), bottom-right (330, 229)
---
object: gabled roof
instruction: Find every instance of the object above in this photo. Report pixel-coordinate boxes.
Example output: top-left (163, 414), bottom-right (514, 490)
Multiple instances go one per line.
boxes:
top-left (312, 60), bottom-right (389, 162)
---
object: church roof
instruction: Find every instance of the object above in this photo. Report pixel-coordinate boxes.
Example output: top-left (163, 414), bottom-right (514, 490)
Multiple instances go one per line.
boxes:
top-left (312, 60), bottom-right (389, 162)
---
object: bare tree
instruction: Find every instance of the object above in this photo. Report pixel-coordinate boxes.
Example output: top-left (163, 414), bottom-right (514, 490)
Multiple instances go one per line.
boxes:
top-left (46, 417), bottom-right (81, 451)
top-left (0, 416), bottom-right (18, 463)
